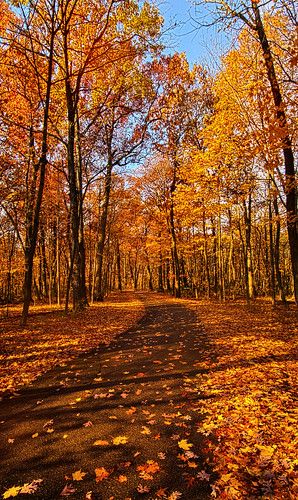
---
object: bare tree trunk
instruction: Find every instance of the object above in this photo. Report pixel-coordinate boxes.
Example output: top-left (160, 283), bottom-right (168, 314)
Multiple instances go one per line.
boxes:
top-left (169, 164), bottom-right (181, 298)
top-left (273, 196), bottom-right (287, 304)
top-left (268, 187), bottom-right (276, 305)
top-left (21, 2), bottom-right (56, 326)
top-left (96, 131), bottom-right (113, 301)
top-left (243, 195), bottom-right (254, 303)
top-left (203, 212), bottom-right (211, 299)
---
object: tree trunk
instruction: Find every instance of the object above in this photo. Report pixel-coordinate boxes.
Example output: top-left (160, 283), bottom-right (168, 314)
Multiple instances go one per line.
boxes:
top-left (252, 2), bottom-right (298, 303)
top-left (268, 190), bottom-right (276, 305)
top-left (96, 123), bottom-right (114, 301)
top-left (273, 195), bottom-right (287, 304)
top-left (203, 212), bottom-right (211, 299)
top-left (21, 9), bottom-right (55, 326)
top-left (169, 163), bottom-right (181, 298)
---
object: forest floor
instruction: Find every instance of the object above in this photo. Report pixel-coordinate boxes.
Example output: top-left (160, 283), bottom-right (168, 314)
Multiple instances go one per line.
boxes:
top-left (0, 293), bottom-right (297, 499)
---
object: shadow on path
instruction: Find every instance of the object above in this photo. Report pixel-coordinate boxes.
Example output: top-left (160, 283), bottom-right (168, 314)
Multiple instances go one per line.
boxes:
top-left (0, 298), bottom-right (217, 499)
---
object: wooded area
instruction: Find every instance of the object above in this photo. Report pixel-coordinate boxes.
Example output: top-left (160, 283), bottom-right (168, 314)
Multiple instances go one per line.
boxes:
top-left (0, 2), bottom-right (297, 497)
top-left (0, 0), bottom-right (297, 324)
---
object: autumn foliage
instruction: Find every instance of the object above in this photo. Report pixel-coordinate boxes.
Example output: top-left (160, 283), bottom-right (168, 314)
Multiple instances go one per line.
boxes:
top-left (0, 0), bottom-right (298, 498)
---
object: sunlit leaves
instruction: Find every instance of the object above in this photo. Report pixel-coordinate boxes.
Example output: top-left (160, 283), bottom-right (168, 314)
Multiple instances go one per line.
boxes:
top-left (2, 487), bottom-right (21, 499)
top-left (112, 435), bottom-right (128, 445)
top-left (3, 480), bottom-right (43, 498)
top-left (178, 439), bottom-right (193, 451)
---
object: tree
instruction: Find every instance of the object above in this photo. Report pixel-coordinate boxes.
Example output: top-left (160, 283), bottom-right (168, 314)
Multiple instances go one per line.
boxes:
top-left (194, 0), bottom-right (298, 302)
top-left (0, 0), bottom-right (59, 325)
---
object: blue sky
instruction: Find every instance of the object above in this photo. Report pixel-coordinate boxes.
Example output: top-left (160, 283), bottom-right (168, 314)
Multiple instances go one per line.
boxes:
top-left (158, 0), bottom-right (232, 68)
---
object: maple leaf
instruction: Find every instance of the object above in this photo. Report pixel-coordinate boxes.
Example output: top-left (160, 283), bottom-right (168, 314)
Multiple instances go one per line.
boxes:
top-left (20, 479), bottom-right (43, 494)
top-left (2, 486), bottom-right (21, 498)
top-left (72, 470), bottom-right (87, 481)
top-left (137, 484), bottom-right (150, 493)
top-left (137, 460), bottom-right (160, 477)
top-left (156, 487), bottom-right (168, 497)
top-left (141, 426), bottom-right (151, 435)
top-left (113, 435), bottom-right (128, 445)
top-left (118, 475), bottom-right (128, 483)
top-left (146, 460), bottom-right (160, 474)
top-left (60, 484), bottom-right (77, 496)
top-left (95, 467), bottom-right (109, 482)
top-left (197, 470), bottom-right (210, 481)
top-left (168, 491), bottom-right (182, 500)
top-left (178, 439), bottom-right (193, 451)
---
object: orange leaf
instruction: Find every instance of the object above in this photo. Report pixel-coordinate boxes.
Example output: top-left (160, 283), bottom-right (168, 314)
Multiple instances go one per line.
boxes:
top-left (95, 467), bottom-right (110, 482)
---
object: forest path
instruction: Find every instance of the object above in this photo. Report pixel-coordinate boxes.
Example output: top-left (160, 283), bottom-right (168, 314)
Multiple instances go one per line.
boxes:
top-left (0, 294), bottom-right (216, 499)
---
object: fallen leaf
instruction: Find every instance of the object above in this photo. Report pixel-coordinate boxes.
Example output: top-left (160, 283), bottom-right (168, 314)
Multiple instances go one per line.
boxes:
top-left (156, 487), bottom-right (168, 497)
top-left (60, 484), bottom-right (77, 496)
top-left (141, 426), bottom-right (151, 435)
top-left (197, 470), bottom-right (210, 481)
top-left (168, 492), bottom-right (182, 500)
top-left (95, 467), bottom-right (109, 482)
top-left (72, 470), bottom-right (87, 481)
top-left (113, 435), bottom-right (128, 445)
top-left (137, 484), bottom-right (150, 493)
top-left (126, 407), bottom-right (136, 415)
top-left (178, 439), bottom-right (193, 451)
top-left (3, 486), bottom-right (21, 498)
top-left (118, 475), bottom-right (128, 483)
top-left (93, 440), bottom-right (109, 446)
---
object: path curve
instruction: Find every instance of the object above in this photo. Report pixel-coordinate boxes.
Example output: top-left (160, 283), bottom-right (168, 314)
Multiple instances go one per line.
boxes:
top-left (0, 295), bottom-right (215, 499)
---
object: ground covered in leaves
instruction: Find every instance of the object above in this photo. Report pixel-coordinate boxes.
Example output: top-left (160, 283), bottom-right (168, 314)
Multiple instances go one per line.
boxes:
top-left (0, 293), bottom-right (144, 395)
top-left (0, 293), bottom-right (297, 499)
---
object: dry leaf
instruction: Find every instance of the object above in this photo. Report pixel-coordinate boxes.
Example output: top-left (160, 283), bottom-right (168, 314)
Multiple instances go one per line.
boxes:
top-left (113, 435), bottom-right (128, 445)
top-left (95, 467), bottom-right (109, 482)
top-left (72, 470), bottom-right (87, 481)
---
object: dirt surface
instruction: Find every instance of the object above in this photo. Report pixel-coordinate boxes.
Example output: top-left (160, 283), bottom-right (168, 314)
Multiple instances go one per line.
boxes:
top-left (0, 295), bottom-right (213, 499)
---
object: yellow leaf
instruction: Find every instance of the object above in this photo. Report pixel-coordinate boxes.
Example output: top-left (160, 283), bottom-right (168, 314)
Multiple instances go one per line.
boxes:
top-left (141, 426), bottom-right (151, 435)
top-left (255, 445), bottom-right (275, 460)
top-left (113, 436), bottom-right (128, 445)
top-left (221, 473), bottom-right (232, 483)
top-left (72, 469), bottom-right (87, 481)
top-left (32, 433), bottom-right (38, 438)
top-left (178, 439), bottom-right (193, 451)
top-left (3, 486), bottom-right (22, 498)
